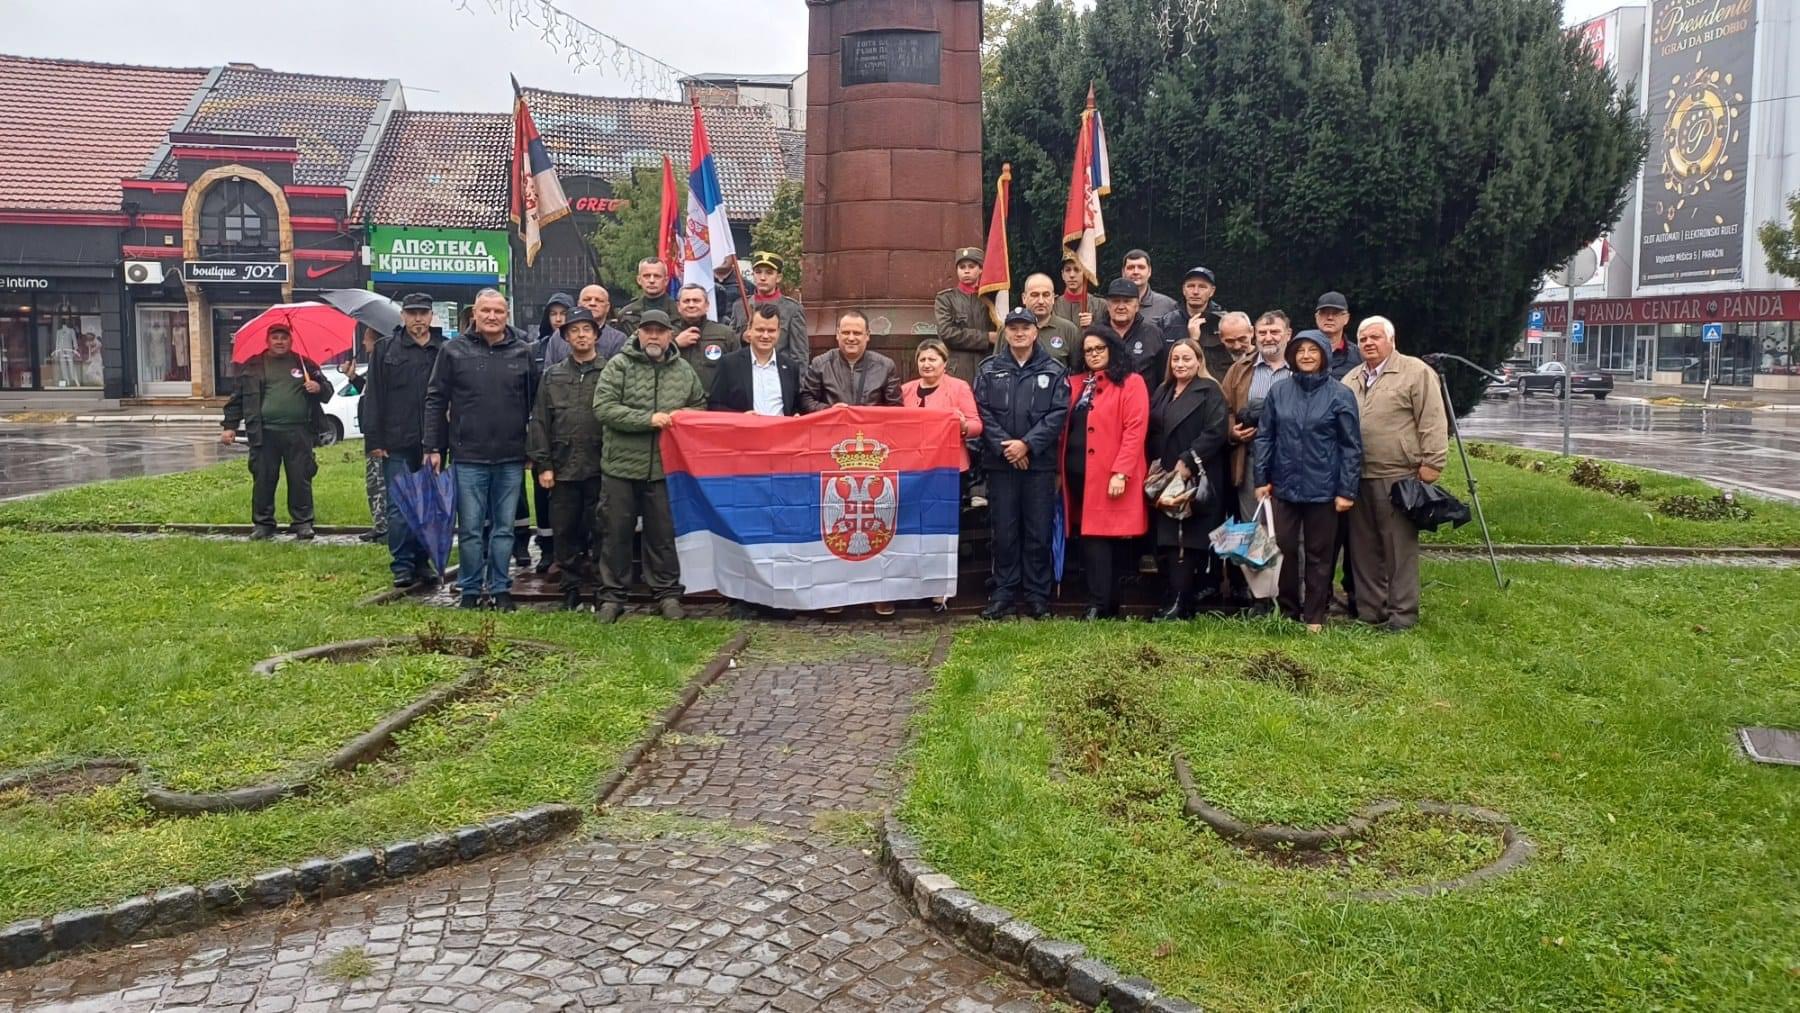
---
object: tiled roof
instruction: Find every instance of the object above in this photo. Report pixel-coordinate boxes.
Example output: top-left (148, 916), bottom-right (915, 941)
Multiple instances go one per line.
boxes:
top-left (0, 54), bottom-right (207, 211)
top-left (354, 110), bottom-right (511, 228)
top-left (775, 129), bottom-right (807, 185)
top-left (154, 64), bottom-right (393, 186)
top-left (522, 86), bottom-right (786, 220)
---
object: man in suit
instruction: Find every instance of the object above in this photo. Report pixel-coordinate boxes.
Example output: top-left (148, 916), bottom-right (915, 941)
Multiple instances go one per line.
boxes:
top-left (710, 303), bottom-right (801, 416)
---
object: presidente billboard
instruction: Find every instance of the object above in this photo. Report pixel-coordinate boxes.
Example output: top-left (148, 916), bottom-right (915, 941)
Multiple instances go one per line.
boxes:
top-left (368, 227), bottom-right (510, 286)
top-left (1637, 0), bottom-right (1757, 288)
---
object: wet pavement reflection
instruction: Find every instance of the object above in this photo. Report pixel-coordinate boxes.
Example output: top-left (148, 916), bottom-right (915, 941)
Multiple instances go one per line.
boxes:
top-left (0, 424), bottom-right (231, 502)
top-left (1460, 397), bottom-right (1800, 503)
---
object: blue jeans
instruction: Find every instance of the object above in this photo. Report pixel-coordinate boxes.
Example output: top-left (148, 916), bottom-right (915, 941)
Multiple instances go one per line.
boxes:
top-left (381, 454), bottom-right (433, 580)
top-left (453, 461), bottom-right (525, 596)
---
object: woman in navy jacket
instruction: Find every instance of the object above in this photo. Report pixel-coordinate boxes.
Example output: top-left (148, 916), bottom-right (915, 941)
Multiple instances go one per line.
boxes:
top-left (1253, 329), bottom-right (1362, 631)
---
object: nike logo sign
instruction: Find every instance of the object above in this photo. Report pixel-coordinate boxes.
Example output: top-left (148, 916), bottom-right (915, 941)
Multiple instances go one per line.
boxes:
top-left (304, 263), bottom-right (347, 280)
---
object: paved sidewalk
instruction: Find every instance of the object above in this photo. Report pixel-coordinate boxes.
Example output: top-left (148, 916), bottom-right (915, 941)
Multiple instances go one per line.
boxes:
top-left (0, 624), bottom-right (1044, 1013)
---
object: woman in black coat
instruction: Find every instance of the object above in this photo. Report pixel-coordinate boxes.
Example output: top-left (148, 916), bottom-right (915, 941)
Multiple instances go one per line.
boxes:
top-left (1146, 338), bottom-right (1231, 619)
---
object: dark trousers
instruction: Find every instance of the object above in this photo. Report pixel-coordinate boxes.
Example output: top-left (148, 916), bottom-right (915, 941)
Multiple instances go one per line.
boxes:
top-left (1347, 477), bottom-right (1422, 626)
top-left (598, 475), bottom-right (682, 603)
top-left (1335, 511), bottom-right (1356, 612)
top-left (987, 467), bottom-right (1058, 606)
top-left (1162, 546), bottom-right (1218, 605)
top-left (532, 470), bottom-right (554, 546)
top-left (1081, 537), bottom-right (1129, 613)
top-left (248, 425), bottom-right (315, 528)
top-left (549, 476), bottom-right (603, 592)
top-left (1274, 498), bottom-right (1339, 625)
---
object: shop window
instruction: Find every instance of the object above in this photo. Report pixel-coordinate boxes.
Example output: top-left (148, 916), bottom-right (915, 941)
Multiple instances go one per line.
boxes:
top-left (1595, 325), bottom-right (1631, 372)
top-left (1755, 322), bottom-right (1795, 376)
top-left (135, 306), bottom-right (192, 391)
top-left (0, 302), bottom-right (33, 390)
top-left (198, 180), bottom-right (278, 258)
top-left (36, 297), bottom-right (103, 389)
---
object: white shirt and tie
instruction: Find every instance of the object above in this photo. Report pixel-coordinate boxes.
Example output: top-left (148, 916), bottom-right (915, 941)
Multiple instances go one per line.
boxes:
top-left (750, 351), bottom-right (785, 416)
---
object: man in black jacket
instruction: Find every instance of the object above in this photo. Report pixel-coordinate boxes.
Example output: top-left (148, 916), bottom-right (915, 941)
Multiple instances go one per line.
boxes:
top-left (220, 324), bottom-right (332, 541)
top-left (1102, 276), bottom-right (1166, 389)
top-left (422, 289), bottom-right (537, 611)
top-left (365, 293), bottom-right (446, 586)
top-left (973, 307), bottom-right (1071, 620)
top-left (709, 303), bottom-right (801, 415)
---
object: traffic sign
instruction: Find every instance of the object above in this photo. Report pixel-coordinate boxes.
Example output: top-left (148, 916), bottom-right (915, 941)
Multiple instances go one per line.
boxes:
top-left (1702, 322), bottom-right (1723, 343)
top-left (1528, 309), bottom-right (1545, 342)
top-left (1570, 320), bottom-right (1585, 345)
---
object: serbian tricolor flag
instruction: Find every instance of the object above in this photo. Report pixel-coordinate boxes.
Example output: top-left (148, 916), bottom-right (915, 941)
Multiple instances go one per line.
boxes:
top-left (1061, 84), bottom-right (1111, 286)
top-left (657, 155), bottom-right (684, 293)
top-left (510, 77), bottom-right (570, 267)
top-left (662, 407), bottom-right (962, 610)
top-left (684, 103), bottom-right (737, 320)
top-left (978, 162), bottom-right (1012, 328)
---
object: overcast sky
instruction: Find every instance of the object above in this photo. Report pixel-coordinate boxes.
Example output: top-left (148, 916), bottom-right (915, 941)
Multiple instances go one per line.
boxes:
top-left (9, 0), bottom-right (1632, 112)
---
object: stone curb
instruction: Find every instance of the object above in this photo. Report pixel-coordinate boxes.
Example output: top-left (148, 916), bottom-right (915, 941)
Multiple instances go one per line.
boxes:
top-left (1421, 543), bottom-right (1800, 558)
top-left (0, 521), bottom-right (370, 537)
top-left (594, 629), bottom-right (753, 807)
top-left (0, 804), bottom-right (582, 972)
top-left (876, 817), bottom-right (1201, 1013)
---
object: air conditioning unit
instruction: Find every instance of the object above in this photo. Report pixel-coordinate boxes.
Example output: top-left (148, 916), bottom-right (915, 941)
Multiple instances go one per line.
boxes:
top-left (124, 260), bottom-right (166, 285)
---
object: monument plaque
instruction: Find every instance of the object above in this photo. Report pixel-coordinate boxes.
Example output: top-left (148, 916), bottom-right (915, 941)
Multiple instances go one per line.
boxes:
top-left (841, 31), bottom-right (941, 87)
top-left (804, 0), bottom-right (984, 371)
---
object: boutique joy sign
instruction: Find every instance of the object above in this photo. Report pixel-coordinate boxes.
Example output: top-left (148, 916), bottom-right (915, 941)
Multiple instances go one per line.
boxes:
top-left (368, 227), bottom-right (511, 285)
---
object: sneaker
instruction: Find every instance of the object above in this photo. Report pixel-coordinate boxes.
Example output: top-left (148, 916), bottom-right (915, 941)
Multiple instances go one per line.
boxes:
top-left (595, 602), bottom-right (623, 624)
top-left (459, 594), bottom-right (483, 610)
top-left (969, 495), bottom-right (989, 509)
top-left (392, 574), bottom-right (417, 589)
top-left (1022, 602), bottom-right (1052, 621)
top-left (291, 524), bottom-right (315, 541)
top-left (491, 592), bottom-right (518, 613)
top-left (249, 526), bottom-right (277, 541)
top-left (658, 597), bottom-right (685, 620)
top-left (562, 587), bottom-right (583, 611)
top-left (357, 529), bottom-right (384, 543)
top-left (872, 601), bottom-right (896, 617)
top-left (979, 600), bottom-right (1015, 621)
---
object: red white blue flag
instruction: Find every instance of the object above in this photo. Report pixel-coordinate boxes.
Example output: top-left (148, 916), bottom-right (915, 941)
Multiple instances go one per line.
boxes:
top-left (1062, 84), bottom-right (1111, 287)
top-left (510, 77), bottom-right (570, 268)
top-left (662, 408), bottom-right (963, 609)
top-left (683, 103), bottom-right (737, 320)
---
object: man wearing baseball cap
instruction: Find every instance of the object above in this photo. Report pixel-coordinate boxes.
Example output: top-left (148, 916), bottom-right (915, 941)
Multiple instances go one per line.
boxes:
top-left (365, 292), bottom-right (447, 586)
top-left (1102, 276), bottom-right (1167, 389)
top-left (1313, 291), bottom-right (1359, 380)
top-left (727, 250), bottom-right (809, 363)
top-left (1163, 266), bottom-right (1233, 379)
top-left (972, 306), bottom-right (1071, 620)
top-left (933, 246), bottom-right (996, 381)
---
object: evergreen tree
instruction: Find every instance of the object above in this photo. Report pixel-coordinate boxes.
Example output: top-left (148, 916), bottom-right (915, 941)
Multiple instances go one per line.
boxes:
top-left (984, 0), bottom-right (1644, 409)
top-left (590, 165), bottom-right (685, 296)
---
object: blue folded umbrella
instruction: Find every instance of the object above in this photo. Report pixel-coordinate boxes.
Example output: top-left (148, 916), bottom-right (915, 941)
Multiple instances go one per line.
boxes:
top-left (1052, 496), bottom-right (1066, 583)
top-left (389, 464), bottom-right (456, 576)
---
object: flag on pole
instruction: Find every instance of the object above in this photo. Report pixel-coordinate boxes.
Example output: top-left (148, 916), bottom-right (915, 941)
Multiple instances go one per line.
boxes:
top-left (683, 103), bottom-right (737, 320)
top-left (978, 162), bottom-right (1013, 329)
top-left (510, 77), bottom-right (570, 268)
top-left (1061, 84), bottom-right (1111, 286)
top-left (657, 155), bottom-right (684, 293)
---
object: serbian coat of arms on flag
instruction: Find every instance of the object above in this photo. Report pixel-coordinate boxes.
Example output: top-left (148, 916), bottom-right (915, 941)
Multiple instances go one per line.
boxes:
top-left (662, 407), bottom-right (962, 610)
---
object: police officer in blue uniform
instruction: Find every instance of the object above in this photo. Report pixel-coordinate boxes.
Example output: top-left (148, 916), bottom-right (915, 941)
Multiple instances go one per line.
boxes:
top-left (973, 306), bottom-right (1072, 620)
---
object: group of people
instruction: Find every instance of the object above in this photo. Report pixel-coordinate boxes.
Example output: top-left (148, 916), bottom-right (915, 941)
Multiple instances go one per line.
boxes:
top-left (222, 244), bottom-right (1449, 631)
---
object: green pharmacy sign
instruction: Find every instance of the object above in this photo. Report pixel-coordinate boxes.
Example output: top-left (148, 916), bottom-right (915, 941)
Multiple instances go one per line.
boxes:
top-left (369, 227), bottom-right (510, 285)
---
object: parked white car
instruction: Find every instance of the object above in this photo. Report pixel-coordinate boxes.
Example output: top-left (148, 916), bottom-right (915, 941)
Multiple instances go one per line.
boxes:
top-left (318, 365), bottom-right (364, 445)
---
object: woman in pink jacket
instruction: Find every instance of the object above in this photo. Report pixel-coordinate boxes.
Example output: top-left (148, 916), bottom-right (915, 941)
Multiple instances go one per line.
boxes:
top-left (901, 338), bottom-right (983, 612)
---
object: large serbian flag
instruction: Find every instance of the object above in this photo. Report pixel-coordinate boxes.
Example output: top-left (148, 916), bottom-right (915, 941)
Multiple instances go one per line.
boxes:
top-left (510, 76), bottom-right (570, 267)
top-left (662, 407), bottom-right (961, 609)
top-left (1061, 84), bottom-right (1111, 286)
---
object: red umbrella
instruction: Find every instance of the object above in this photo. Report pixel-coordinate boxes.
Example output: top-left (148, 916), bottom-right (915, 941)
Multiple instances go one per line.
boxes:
top-left (228, 302), bottom-right (358, 364)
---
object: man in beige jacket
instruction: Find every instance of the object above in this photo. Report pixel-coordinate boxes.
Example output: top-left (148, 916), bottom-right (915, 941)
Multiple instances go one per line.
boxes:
top-left (1342, 316), bottom-right (1447, 631)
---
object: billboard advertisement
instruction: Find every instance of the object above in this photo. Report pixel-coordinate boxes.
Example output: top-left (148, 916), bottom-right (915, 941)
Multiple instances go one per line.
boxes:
top-left (1637, 0), bottom-right (1757, 287)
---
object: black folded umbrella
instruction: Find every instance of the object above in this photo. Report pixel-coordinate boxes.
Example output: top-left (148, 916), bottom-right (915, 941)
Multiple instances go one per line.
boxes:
top-left (1390, 477), bottom-right (1471, 531)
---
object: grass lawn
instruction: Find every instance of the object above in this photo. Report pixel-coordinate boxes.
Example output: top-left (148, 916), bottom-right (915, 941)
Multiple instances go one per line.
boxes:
top-left (0, 529), bottom-right (734, 924)
top-left (903, 561), bottom-right (1800, 1011)
top-left (3, 436), bottom-right (1796, 548)
top-left (0, 440), bottom-right (372, 527)
top-left (1423, 442), bottom-right (1800, 548)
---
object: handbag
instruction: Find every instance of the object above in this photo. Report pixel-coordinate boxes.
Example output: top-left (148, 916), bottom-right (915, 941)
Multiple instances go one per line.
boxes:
top-left (1242, 498), bottom-right (1281, 570)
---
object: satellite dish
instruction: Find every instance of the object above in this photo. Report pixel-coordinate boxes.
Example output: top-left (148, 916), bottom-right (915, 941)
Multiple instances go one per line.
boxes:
top-left (1559, 246), bottom-right (1600, 288)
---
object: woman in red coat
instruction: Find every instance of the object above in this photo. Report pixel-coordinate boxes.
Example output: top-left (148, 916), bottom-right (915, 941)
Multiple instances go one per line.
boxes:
top-left (1061, 326), bottom-right (1150, 619)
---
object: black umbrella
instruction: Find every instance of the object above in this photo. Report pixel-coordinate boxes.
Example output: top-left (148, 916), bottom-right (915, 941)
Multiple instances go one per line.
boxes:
top-left (319, 290), bottom-right (403, 336)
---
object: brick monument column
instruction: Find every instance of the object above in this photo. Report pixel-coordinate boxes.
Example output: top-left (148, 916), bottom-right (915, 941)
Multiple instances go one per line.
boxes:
top-left (802, 0), bottom-right (984, 366)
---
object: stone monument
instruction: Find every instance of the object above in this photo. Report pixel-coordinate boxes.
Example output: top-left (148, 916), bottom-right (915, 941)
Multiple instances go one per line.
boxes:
top-left (802, 0), bottom-right (984, 362)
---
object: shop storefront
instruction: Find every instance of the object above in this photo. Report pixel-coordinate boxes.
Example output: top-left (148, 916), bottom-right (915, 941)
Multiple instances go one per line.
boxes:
top-left (1531, 291), bottom-right (1800, 391)
top-left (0, 273), bottom-right (116, 394)
top-left (366, 225), bottom-right (509, 338)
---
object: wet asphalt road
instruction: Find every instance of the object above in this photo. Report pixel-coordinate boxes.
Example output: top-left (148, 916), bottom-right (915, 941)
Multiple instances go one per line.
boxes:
top-left (0, 423), bottom-right (231, 502)
top-left (1459, 396), bottom-right (1800, 503)
top-left (0, 403), bottom-right (1795, 505)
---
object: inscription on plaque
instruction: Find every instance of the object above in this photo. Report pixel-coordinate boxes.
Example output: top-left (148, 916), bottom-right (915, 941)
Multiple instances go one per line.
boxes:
top-left (840, 30), bottom-right (941, 86)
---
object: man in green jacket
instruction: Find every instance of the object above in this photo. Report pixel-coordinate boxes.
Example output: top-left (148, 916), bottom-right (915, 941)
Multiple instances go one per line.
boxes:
top-left (220, 324), bottom-right (332, 540)
top-left (616, 257), bottom-right (679, 333)
top-left (528, 308), bottom-right (609, 611)
top-left (592, 309), bottom-right (707, 623)
top-left (672, 282), bottom-right (741, 397)
top-left (932, 246), bottom-right (995, 381)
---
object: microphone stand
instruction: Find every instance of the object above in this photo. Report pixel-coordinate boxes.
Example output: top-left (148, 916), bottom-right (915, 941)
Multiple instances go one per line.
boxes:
top-left (1420, 353), bottom-right (1507, 589)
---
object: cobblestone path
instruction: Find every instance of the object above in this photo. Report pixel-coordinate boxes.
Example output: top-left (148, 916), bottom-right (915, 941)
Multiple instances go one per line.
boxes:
top-left (0, 623), bottom-right (1045, 1013)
